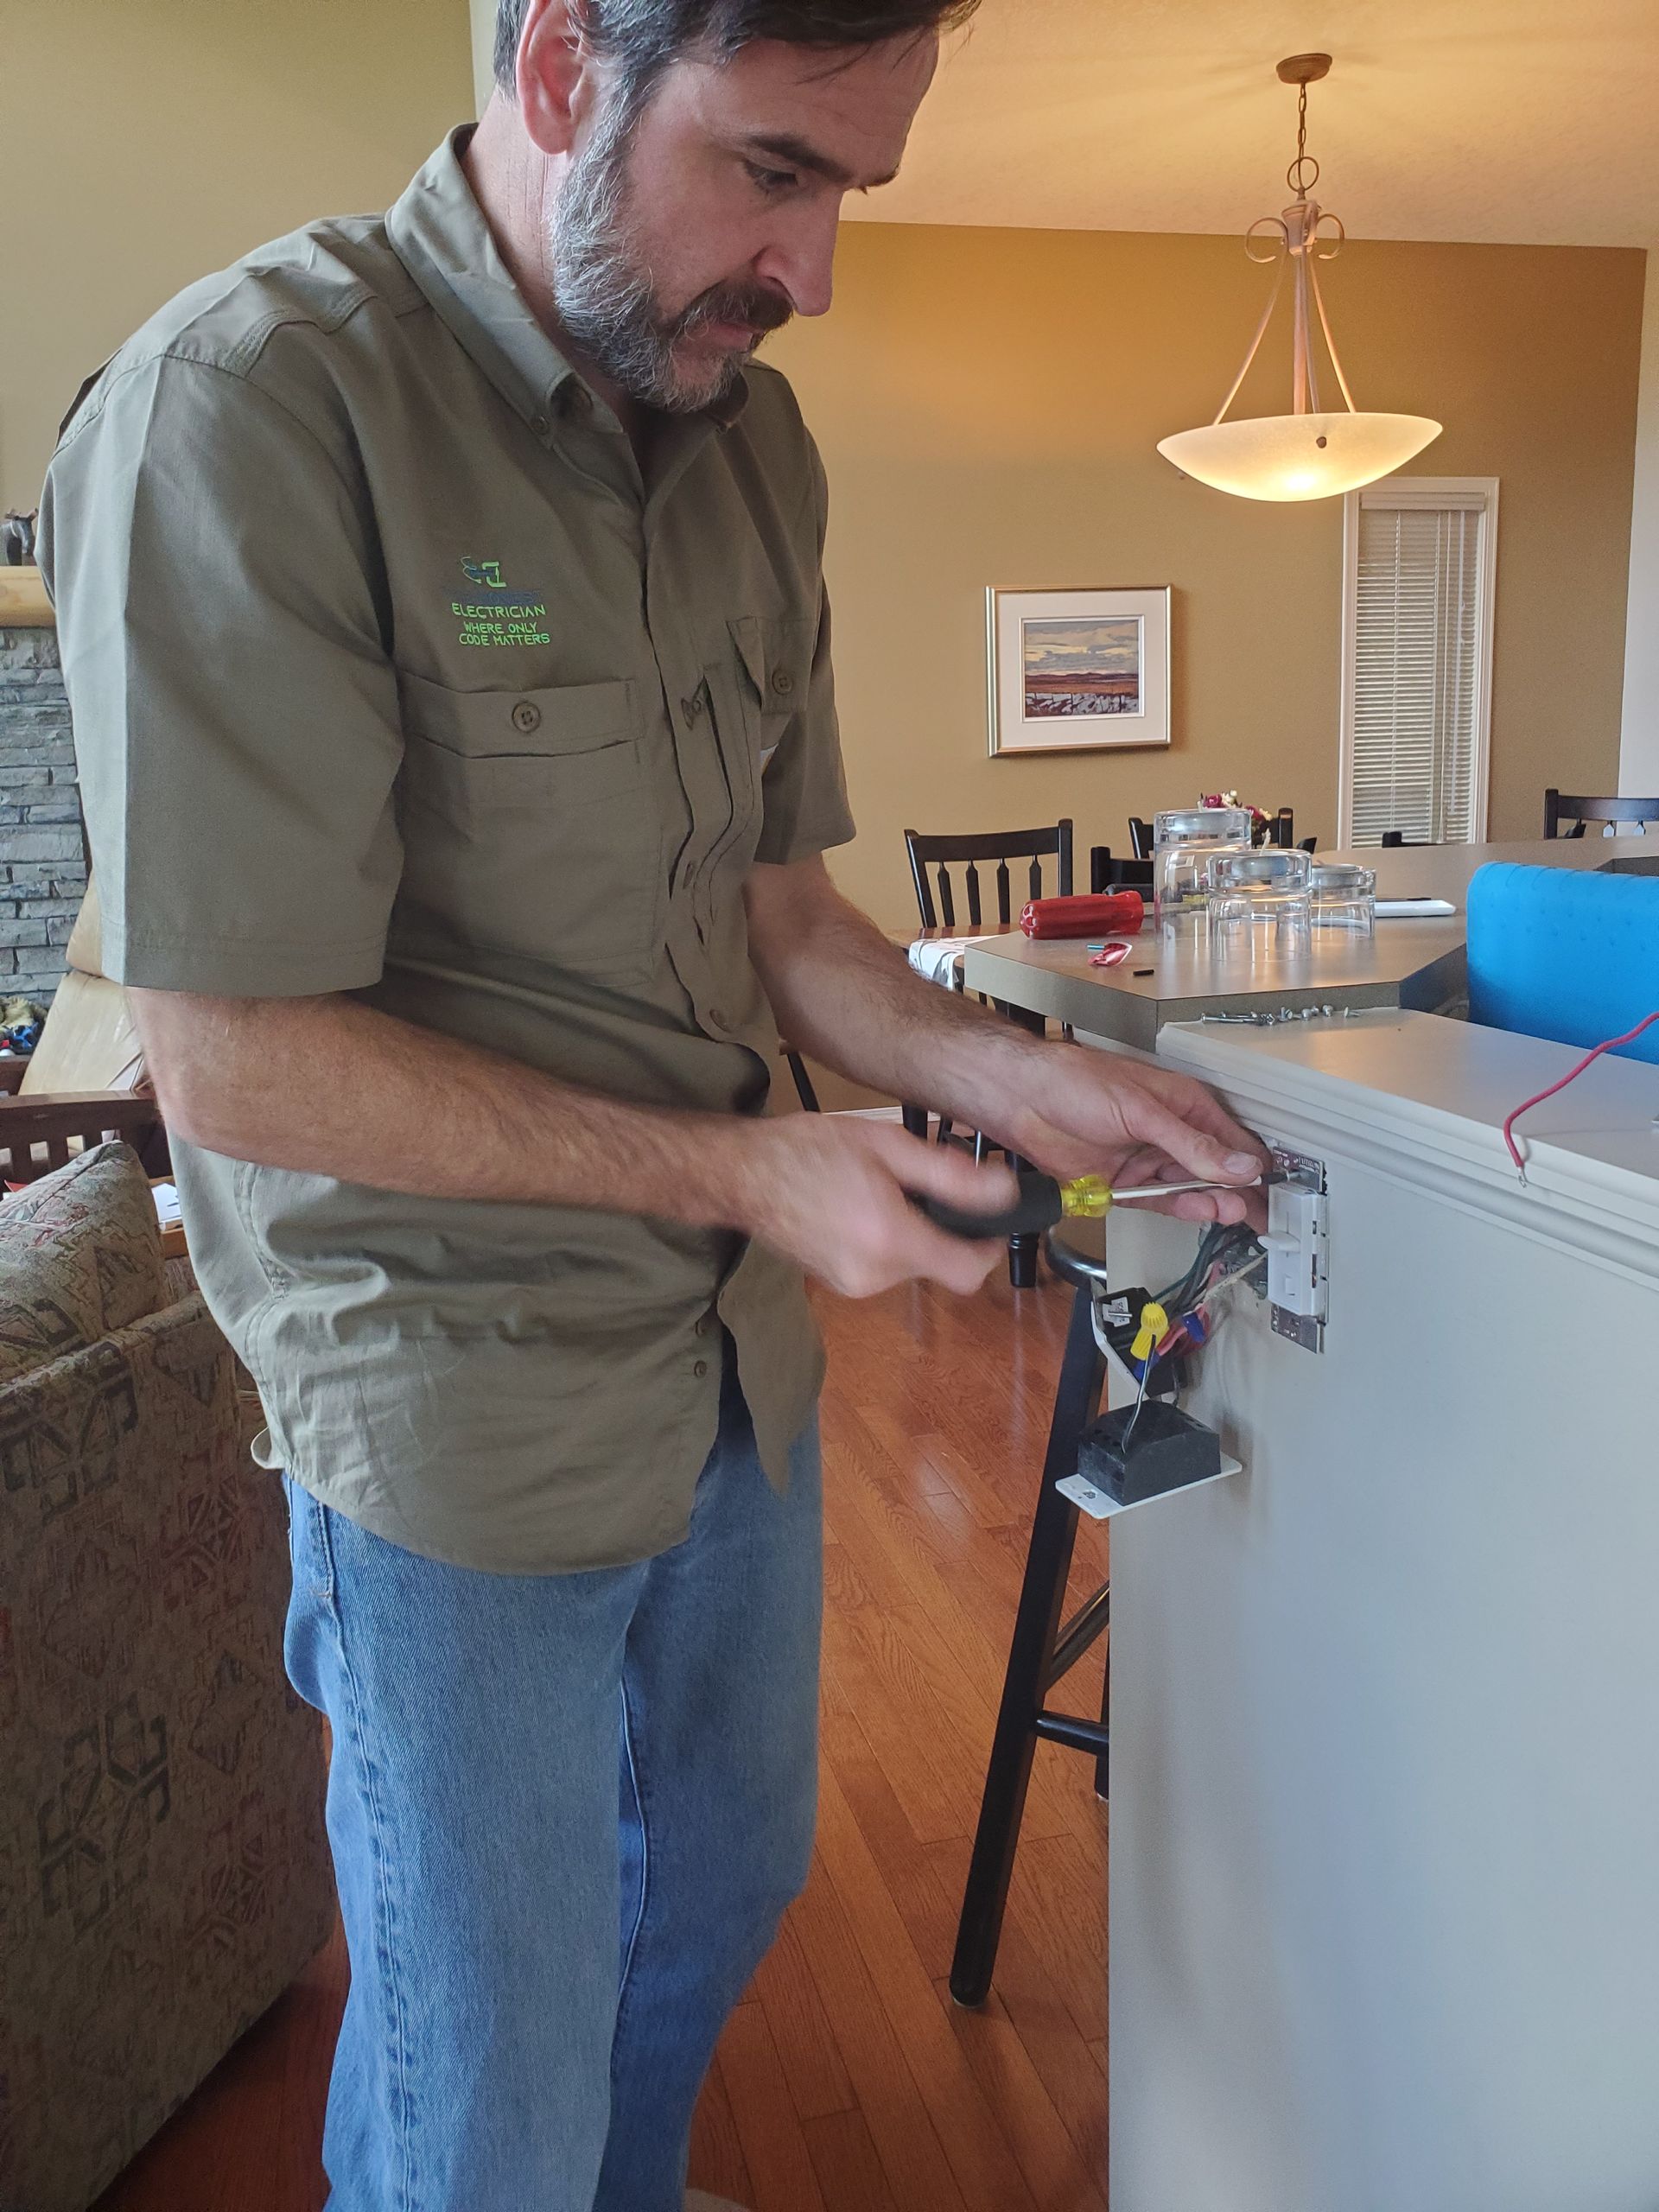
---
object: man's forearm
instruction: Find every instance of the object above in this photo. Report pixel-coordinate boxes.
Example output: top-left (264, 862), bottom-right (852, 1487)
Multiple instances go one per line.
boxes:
top-left (744, 861), bottom-right (1046, 1149)
top-left (130, 988), bottom-right (760, 1225)
top-left (744, 864), bottom-right (1267, 1219)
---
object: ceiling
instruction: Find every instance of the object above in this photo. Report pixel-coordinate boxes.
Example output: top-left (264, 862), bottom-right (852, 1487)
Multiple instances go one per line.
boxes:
top-left (844, 0), bottom-right (1659, 246)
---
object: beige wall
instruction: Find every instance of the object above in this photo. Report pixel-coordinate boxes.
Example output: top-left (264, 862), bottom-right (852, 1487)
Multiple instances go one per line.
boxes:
top-left (7, 22), bottom-right (1643, 929)
top-left (1621, 246), bottom-right (1659, 794)
top-left (771, 226), bottom-right (1646, 931)
top-left (1, 0), bottom-right (474, 513)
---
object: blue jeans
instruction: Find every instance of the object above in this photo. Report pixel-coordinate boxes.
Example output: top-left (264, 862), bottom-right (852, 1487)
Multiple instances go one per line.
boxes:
top-left (282, 1363), bottom-right (823, 2212)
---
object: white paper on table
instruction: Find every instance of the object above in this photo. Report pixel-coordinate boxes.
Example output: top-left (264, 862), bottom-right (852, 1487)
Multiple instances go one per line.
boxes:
top-left (907, 937), bottom-right (970, 989)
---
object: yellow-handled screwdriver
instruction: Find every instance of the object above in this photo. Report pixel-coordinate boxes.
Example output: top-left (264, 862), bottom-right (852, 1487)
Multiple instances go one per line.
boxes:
top-left (920, 1169), bottom-right (1261, 1243)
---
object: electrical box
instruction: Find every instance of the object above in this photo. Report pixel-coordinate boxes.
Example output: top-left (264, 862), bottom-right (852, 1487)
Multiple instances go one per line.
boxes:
top-left (1266, 1147), bottom-right (1328, 1351)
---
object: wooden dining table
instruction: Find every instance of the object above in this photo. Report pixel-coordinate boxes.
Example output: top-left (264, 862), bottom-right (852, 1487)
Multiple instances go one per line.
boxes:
top-left (960, 835), bottom-right (1658, 1048)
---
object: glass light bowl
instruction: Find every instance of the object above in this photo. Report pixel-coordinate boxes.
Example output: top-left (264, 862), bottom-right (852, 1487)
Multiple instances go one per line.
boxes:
top-left (1156, 411), bottom-right (1443, 503)
top-left (1154, 807), bottom-right (1255, 928)
top-left (1308, 861), bottom-right (1377, 932)
top-left (1206, 846), bottom-right (1313, 932)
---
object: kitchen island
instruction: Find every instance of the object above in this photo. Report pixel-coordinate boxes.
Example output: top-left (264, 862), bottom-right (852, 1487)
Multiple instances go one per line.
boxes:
top-left (963, 838), bottom-right (1659, 2212)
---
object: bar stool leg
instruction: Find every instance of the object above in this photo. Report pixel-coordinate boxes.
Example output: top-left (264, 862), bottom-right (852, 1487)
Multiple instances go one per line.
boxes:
top-left (950, 1283), bottom-right (1107, 2005)
top-left (996, 1003), bottom-right (1049, 1290)
top-left (1008, 1156), bottom-right (1040, 1288)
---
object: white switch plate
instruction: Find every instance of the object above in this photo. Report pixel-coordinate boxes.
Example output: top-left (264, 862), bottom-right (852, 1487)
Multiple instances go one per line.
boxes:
top-left (1058, 1454), bottom-right (1245, 1522)
top-left (1267, 1185), bottom-right (1326, 1316)
top-left (1267, 1147), bottom-right (1328, 1351)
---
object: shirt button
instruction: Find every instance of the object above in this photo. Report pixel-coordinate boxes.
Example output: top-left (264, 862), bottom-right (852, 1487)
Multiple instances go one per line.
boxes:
top-left (708, 1007), bottom-right (729, 1031)
top-left (512, 700), bottom-right (543, 735)
top-left (771, 669), bottom-right (796, 698)
top-left (682, 693), bottom-right (706, 722)
top-left (693, 1359), bottom-right (709, 1380)
top-left (694, 1314), bottom-right (710, 1338)
top-left (531, 413), bottom-right (550, 437)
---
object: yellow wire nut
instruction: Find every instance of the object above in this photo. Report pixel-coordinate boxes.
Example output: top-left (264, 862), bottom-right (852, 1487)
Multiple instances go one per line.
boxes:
top-left (1129, 1300), bottom-right (1171, 1363)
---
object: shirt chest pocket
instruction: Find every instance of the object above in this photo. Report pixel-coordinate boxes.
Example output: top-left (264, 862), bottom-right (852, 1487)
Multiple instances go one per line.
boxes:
top-left (728, 616), bottom-right (815, 784)
top-left (395, 672), bottom-right (663, 983)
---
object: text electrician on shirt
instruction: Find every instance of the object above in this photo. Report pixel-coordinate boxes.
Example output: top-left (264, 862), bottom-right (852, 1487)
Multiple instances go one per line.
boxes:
top-left (41, 4), bottom-right (1266, 2207)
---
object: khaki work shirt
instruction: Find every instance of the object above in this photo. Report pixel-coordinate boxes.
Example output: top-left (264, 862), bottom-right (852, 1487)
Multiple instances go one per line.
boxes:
top-left (41, 130), bottom-right (856, 1573)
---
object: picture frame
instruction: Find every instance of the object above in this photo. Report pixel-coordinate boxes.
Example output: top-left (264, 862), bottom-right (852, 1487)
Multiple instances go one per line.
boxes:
top-left (987, 586), bottom-right (1172, 757)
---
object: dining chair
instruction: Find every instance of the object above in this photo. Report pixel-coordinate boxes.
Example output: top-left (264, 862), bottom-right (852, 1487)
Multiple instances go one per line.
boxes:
top-left (1089, 846), bottom-right (1154, 893)
top-left (1544, 790), bottom-right (1659, 840)
top-left (905, 819), bottom-right (1074, 931)
top-left (901, 822), bottom-right (1073, 1287)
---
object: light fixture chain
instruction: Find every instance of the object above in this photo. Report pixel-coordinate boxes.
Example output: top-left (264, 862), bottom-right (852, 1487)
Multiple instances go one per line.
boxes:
top-left (1287, 72), bottom-right (1321, 198)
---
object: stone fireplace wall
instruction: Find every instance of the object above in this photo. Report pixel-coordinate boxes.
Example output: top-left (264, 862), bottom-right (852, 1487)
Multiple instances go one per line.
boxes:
top-left (0, 621), bottom-right (86, 1007)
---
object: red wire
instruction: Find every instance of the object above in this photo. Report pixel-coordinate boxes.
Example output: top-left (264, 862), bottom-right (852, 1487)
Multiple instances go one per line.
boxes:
top-left (1501, 1011), bottom-right (1659, 1174)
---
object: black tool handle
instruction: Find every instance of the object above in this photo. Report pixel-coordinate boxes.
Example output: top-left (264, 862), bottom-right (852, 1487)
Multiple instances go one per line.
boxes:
top-left (918, 1172), bottom-right (1063, 1242)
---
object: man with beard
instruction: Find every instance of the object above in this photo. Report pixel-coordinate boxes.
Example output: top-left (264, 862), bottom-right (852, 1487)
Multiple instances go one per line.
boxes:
top-left (41, 4), bottom-right (1265, 2205)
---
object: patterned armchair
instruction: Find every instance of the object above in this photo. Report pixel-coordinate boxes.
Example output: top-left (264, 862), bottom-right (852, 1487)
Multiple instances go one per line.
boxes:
top-left (0, 1142), bottom-right (333, 2212)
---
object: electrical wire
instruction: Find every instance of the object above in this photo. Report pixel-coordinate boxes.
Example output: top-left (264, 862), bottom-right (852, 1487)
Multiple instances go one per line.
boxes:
top-left (1113, 1226), bottom-right (1268, 1388)
top-left (1502, 1011), bottom-right (1659, 1178)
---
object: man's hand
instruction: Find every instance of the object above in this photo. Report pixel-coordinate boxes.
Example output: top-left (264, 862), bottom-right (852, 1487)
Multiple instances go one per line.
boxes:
top-left (993, 1045), bottom-right (1269, 1226)
top-left (744, 858), bottom-right (1268, 1229)
top-left (721, 1116), bottom-right (1020, 1299)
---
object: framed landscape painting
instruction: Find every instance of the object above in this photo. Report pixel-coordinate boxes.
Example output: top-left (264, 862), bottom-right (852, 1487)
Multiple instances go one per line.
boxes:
top-left (988, 586), bottom-right (1172, 756)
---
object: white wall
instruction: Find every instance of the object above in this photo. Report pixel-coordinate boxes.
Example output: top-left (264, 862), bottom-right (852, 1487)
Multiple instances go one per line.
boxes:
top-left (471, 0), bottom-right (498, 115)
top-left (1621, 248), bottom-right (1659, 794)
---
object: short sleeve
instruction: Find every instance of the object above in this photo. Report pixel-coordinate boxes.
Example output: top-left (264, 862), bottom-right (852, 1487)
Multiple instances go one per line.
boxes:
top-left (753, 435), bottom-right (856, 867)
top-left (41, 353), bottom-right (404, 995)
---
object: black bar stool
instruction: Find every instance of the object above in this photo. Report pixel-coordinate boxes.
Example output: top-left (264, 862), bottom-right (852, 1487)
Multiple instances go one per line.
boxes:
top-left (951, 1228), bottom-right (1114, 2007)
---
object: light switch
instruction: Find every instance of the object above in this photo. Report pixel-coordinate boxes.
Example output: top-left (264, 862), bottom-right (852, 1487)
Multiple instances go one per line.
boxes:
top-left (1265, 1180), bottom-right (1328, 1323)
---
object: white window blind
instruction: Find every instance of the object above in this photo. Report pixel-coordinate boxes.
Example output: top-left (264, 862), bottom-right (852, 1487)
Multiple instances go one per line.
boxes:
top-left (1339, 478), bottom-right (1497, 847)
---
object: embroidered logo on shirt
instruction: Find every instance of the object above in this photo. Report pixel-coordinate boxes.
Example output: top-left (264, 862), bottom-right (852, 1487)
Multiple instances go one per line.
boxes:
top-left (453, 559), bottom-right (551, 650)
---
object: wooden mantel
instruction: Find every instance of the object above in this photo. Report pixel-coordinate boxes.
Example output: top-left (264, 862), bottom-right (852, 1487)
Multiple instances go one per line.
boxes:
top-left (0, 567), bottom-right (54, 627)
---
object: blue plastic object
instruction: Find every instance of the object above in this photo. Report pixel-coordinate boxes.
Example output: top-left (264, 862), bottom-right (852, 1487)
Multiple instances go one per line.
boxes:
top-left (1465, 862), bottom-right (1659, 1065)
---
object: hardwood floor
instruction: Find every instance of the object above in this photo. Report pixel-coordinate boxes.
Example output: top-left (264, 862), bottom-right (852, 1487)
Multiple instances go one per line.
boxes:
top-left (95, 1268), bottom-right (1109, 2212)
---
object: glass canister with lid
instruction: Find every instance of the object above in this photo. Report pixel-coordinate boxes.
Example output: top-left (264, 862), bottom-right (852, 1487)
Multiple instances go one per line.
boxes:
top-left (1206, 845), bottom-right (1314, 933)
top-left (1153, 806), bottom-right (1255, 928)
top-left (1308, 861), bottom-right (1377, 931)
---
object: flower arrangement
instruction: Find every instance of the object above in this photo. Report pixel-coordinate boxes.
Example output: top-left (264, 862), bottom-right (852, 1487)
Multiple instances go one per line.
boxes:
top-left (1199, 791), bottom-right (1274, 846)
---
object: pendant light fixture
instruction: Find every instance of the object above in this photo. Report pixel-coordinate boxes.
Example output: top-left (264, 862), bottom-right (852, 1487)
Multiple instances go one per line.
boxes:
top-left (1157, 54), bottom-right (1440, 502)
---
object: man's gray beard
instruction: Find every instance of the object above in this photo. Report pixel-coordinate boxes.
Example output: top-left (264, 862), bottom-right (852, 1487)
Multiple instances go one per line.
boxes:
top-left (549, 92), bottom-right (741, 415)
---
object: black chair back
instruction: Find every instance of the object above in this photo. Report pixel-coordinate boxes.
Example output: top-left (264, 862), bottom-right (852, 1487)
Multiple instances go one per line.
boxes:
top-left (1088, 846), bottom-right (1154, 894)
top-left (905, 821), bottom-right (1073, 931)
top-left (1128, 817), bottom-right (1155, 861)
top-left (1545, 789), bottom-right (1659, 840)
